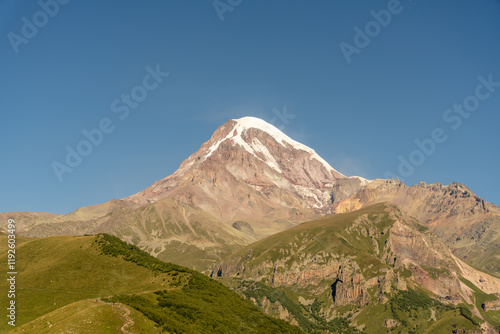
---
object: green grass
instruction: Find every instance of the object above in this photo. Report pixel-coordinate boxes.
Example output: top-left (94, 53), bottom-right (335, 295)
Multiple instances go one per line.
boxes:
top-left (420, 265), bottom-right (449, 280)
top-left (422, 308), bottom-right (482, 334)
top-left (238, 281), bottom-right (361, 334)
top-left (94, 233), bottom-right (191, 274)
top-left (391, 289), bottom-right (445, 313)
top-left (354, 290), bottom-right (481, 334)
top-left (353, 302), bottom-right (390, 333)
top-left (389, 288), bottom-right (448, 329)
top-left (219, 204), bottom-right (404, 333)
top-left (11, 299), bottom-right (161, 334)
top-left (215, 203), bottom-right (498, 333)
top-left (108, 288), bottom-right (303, 334)
top-left (458, 303), bottom-right (481, 326)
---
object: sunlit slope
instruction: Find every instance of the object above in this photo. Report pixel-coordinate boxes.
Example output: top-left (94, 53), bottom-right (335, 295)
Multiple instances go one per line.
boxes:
top-left (11, 299), bottom-right (161, 334)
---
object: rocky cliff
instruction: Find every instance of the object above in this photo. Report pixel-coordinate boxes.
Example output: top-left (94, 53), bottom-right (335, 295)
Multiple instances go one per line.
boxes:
top-left (335, 179), bottom-right (500, 276)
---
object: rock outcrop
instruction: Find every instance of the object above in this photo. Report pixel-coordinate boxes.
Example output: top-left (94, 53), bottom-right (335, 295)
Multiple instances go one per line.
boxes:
top-left (383, 318), bottom-right (400, 328)
top-left (331, 263), bottom-right (370, 306)
top-left (482, 300), bottom-right (500, 312)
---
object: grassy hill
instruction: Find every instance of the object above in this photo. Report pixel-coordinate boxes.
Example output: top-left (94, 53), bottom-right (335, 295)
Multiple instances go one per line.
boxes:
top-left (11, 299), bottom-right (161, 333)
top-left (0, 233), bottom-right (303, 333)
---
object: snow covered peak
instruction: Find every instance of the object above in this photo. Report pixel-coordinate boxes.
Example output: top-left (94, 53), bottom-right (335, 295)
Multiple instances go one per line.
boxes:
top-left (233, 117), bottom-right (342, 175)
top-left (128, 116), bottom-right (371, 211)
top-left (232, 117), bottom-right (292, 143)
top-left (232, 117), bottom-right (309, 150)
top-left (202, 116), bottom-right (344, 178)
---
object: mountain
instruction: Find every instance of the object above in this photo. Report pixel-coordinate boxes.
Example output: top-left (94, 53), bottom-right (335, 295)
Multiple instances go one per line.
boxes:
top-left (0, 232), bottom-right (303, 334)
top-left (334, 179), bottom-right (500, 276)
top-left (5, 117), bottom-right (500, 279)
top-left (212, 203), bottom-right (500, 333)
top-left (5, 116), bottom-right (500, 279)
top-left (126, 116), bottom-right (368, 226)
top-left (6, 117), bottom-right (368, 273)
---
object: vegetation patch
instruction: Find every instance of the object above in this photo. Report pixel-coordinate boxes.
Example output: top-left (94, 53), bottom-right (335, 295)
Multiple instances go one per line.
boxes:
top-left (106, 283), bottom-right (303, 334)
top-left (239, 281), bottom-right (361, 334)
top-left (95, 233), bottom-right (190, 274)
top-left (458, 304), bottom-right (481, 326)
top-left (420, 265), bottom-right (449, 280)
top-left (387, 289), bottom-right (451, 332)
top-left (459, 276), bottom-right (499, 327)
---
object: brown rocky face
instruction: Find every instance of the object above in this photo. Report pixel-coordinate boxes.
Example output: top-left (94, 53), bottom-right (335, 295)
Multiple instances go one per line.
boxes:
top-left (331, 261), bottom-right (371, 307)
top-left (126, 117), bottom-right (367, 228)
top-left (335, 179), bottom-right (500, 276)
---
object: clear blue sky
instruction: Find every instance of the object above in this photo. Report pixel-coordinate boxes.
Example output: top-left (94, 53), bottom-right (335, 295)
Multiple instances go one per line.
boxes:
top-left (1, 0), bottom-right (499, 214)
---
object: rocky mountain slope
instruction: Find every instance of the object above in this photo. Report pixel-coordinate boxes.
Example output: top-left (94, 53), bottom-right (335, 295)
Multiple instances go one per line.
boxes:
top-left (334, 179), bottom-right (500, 276)
top-left (2, 199), bottom-right (253, 273)
top-left (126, 117), bottom-right (368, 226)
top-left (212, 204), bottom-right (500, 333)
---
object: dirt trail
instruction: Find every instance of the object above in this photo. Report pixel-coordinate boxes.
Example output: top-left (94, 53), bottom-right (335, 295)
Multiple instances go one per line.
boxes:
top-left (119, 306), bottom-right (135, 334)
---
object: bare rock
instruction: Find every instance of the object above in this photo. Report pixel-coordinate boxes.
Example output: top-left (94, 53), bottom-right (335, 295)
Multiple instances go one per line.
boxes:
top-left (332, 263), bottom-right (370, 306)
top-left (383, 318), bottom-right (400, 328)
top-left (482, 299), bottom-right (500, 312)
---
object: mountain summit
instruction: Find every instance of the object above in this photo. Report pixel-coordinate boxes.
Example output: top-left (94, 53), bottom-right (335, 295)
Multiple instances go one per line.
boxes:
top-left (200, 116), bottom-right (345, 180)
top-left (127, 116), bottom-right (369, 223)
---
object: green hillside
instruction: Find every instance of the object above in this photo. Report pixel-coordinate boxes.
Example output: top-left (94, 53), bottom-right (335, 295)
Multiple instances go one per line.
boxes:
top-left (213, 204), bottom-right (496, 333)
top-left (0, 233), bottom-right (303, 333)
